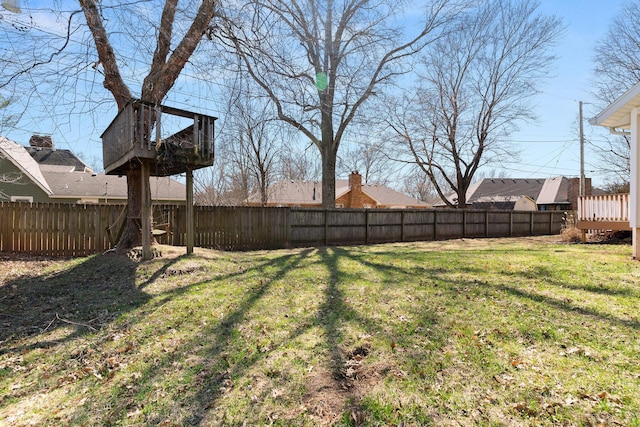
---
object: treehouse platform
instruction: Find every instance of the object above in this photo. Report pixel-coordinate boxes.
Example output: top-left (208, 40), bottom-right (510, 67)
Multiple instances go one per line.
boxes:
top-left (101, 99), bottom-right (217, 176)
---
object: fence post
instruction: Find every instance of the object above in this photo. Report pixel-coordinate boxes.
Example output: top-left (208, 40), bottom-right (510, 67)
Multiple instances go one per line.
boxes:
top-left (433, 210), bottom-right (438, 241)
top-left (365, 209), bottom-right (369, 244)
top-left (400, 210), bottom-right (405, 242)
top-left (530, 211), bottom-right (534, 236)
top-left (485, 211), bottom-right (489, 238)
top-left (185, 168), bottom-right (194, 255)
top-left (284, 207), bottom-right (291, 248)
top-left (509, 211), bottom-right (513, 237)
top-left (463, 210), bottom-right (467, 237)
top-left (324, 209), bottom-right (328, 246)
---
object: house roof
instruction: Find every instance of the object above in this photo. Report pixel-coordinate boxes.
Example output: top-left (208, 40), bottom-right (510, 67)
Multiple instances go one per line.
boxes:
top-left (537, 176), bottom-right (569, 204)
top-left (249, 178), bottom-right (429, 207)
top-left (0, 136), bottom-right (53, 195)
top-left (589, 80), bottom-right (640, 130)
top-left (1, 136), bottom-right (186, 201)
top-left (437, 177), bottom-right (572, 206)
top-left (26, 146), bottom-right (90, 172)
top-left (42, 171), bottom-right (186, 201)
top-left (357, 182), bottom-right (430, 207)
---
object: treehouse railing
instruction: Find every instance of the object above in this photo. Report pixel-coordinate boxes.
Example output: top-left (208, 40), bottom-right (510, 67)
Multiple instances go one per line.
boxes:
top-left (101, 99), bottom-right (216, 176)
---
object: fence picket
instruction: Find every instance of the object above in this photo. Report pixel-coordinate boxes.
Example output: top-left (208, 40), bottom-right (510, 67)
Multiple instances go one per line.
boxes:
top-left (0, 202), bottom-right (564, 256)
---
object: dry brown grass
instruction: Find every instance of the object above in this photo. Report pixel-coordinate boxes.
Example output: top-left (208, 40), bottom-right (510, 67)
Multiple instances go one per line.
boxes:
top-left (560, 226), bottom-right (582, 243)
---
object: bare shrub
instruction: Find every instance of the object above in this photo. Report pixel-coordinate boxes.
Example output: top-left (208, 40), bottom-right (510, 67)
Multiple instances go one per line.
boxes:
top-left (560, 227), bottom-right (582, 243)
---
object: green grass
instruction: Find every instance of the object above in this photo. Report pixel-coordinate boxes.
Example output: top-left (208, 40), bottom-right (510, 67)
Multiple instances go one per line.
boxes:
top-left (1, 236), bottom-right (639, 426)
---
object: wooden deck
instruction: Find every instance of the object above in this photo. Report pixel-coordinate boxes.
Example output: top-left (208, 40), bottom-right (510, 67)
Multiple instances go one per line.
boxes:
top-left (577, 194), bottom-right (630, 231)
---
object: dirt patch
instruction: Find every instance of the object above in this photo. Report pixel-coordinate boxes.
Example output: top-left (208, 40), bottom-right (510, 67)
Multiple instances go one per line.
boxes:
top-left (0, 253), bottom-right (59, 285)
top-left (303, 342), bottom-right (391, 426)
top-left (304, 365), bottom-right (350, 425)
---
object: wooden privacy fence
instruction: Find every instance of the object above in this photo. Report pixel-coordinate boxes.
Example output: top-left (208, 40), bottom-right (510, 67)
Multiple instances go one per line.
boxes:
top-left (0, 202), bottom-right (564, 257)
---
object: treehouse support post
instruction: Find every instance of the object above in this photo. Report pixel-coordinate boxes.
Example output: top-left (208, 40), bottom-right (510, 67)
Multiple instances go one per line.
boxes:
top-left (141, 160), bottom-right (152, 260)
top-left (186, 167), bottom-right (194, 255)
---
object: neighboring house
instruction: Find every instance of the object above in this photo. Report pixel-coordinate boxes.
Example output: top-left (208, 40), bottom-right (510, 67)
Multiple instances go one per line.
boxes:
top-left (0, 135), bottom-right (186, 203)
top-left (245, 171), bottom-right (430, 208)
top-left (434, 177), bottom-right (593, 211)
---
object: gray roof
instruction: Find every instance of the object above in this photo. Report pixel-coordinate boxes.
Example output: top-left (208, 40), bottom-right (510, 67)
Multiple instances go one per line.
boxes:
top-left (42, 171), bottom-right (186, 201)
top-left (437, 177), bottom-right (572, 206)
top-left (26, 146), bottom-right (89, 172)
top-left (1, 136), bottom-right (186, 202)
top-left (469, 178), bottom-right (546, 202)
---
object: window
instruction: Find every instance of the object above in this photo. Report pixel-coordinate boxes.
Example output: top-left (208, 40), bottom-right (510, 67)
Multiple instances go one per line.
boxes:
top-left (10, 196), bottom-right (33, 203)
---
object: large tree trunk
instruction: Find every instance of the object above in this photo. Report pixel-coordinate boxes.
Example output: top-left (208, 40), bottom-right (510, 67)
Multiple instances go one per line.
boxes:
top-left (117, 164), bottom-right (153, 251)
top-left (321, 145), bottom-right (337, 208)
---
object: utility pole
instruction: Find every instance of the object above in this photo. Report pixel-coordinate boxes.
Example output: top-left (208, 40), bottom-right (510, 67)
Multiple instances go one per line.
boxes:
top-left (579, 101), bottom-right (585, 197)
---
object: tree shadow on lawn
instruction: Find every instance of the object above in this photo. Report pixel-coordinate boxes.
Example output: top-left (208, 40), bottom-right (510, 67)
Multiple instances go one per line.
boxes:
top-left (62, 248), bottom-right (321, 425)
top-left (348, 246), bottom-right (640, 328)
top-left (174, 246), bottom-right (397, 425)
top-left (0, 252), bottom-right (149, 355)
top-left (308, 247), bottom-right (445, 424)
top-left (1, 248), bottom-right (324, 425)
top-left (516, 264), bottom-right (640, 299)
top-left (11, 241), bottom-right (634, 425)
top-left (59, 245), bottom-right (442, 426)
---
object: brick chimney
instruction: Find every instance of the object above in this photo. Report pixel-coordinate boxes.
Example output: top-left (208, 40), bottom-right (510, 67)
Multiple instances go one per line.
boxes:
top-left (348, 171), bottom-right (363, 208)
top-left (29, 134), bottom-right (54, 149)
top-left (567, 177), bottom-right (592, 210)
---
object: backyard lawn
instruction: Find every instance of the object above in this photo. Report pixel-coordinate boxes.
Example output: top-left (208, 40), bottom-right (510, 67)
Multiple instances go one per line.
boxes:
top-left (1, 236), bottom-right (639, 426)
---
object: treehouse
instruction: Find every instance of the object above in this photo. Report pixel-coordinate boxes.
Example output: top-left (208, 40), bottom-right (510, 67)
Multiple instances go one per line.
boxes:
top-left (100, 99), bottom-right (217, 259)
top-left (101, 99), bottom-right (217, 176)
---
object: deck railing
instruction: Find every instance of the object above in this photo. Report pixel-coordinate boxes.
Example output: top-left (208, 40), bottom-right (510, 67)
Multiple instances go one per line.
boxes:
top-left (577, 194), bottom-right (630, 231)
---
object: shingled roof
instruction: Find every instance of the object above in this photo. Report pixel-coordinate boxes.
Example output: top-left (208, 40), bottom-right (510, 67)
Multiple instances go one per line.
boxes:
top-left (0, 136), bottom-right (186, 202)
top-left (27, 146), bottom-right (90, 172)
top-left (436, 177), bottom-right (578, 208)
top-left (246, 176), bottom-right (430, 208)
top-left (41, 171), bottom-right (186, 201)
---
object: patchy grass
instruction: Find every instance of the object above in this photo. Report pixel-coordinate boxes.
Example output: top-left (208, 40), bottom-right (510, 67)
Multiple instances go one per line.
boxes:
top-left (1, 237), bottom-right (639, 426)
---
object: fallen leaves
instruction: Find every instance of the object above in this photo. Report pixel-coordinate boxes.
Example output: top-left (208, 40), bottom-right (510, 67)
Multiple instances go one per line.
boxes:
top-left (493, 373), bottom-right (515, 384)
top-left (559, 345), bottom-right (598, 360)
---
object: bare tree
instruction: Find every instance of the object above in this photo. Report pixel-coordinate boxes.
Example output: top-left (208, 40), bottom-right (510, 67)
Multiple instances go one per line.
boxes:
top-left (591, 134), bottom-right (630, 184)
top-left (78, 0), bottom-right (217, 250)
top-left (401, 167), bottom-right (440, 203)
top-left (217, 0), bottom-right (460, 208)
top-left (1, 1), bottom-right (217, 250)
top-left (0, 96), bottom-right (16, 132)
top-left (590, 1), bottom-right (640, 185)
top-left (226, 91), bottom-right (281, 206)
top-left (338, 140), bottom-right (397, 185)
top-left (194, 164), bottom-right (229, 205)
top-left (592, 1), bottom-right (640, 106)
top-left (279, 142), bottom-right (320, 182)
top-left (389, 0), bottom-right (562, 208)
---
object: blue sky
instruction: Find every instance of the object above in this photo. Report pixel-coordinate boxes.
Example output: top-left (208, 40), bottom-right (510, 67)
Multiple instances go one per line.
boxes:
top-left (505, 0), bottom-right (627, 186)
top-left (0, 0), bottom-right (631, 188)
